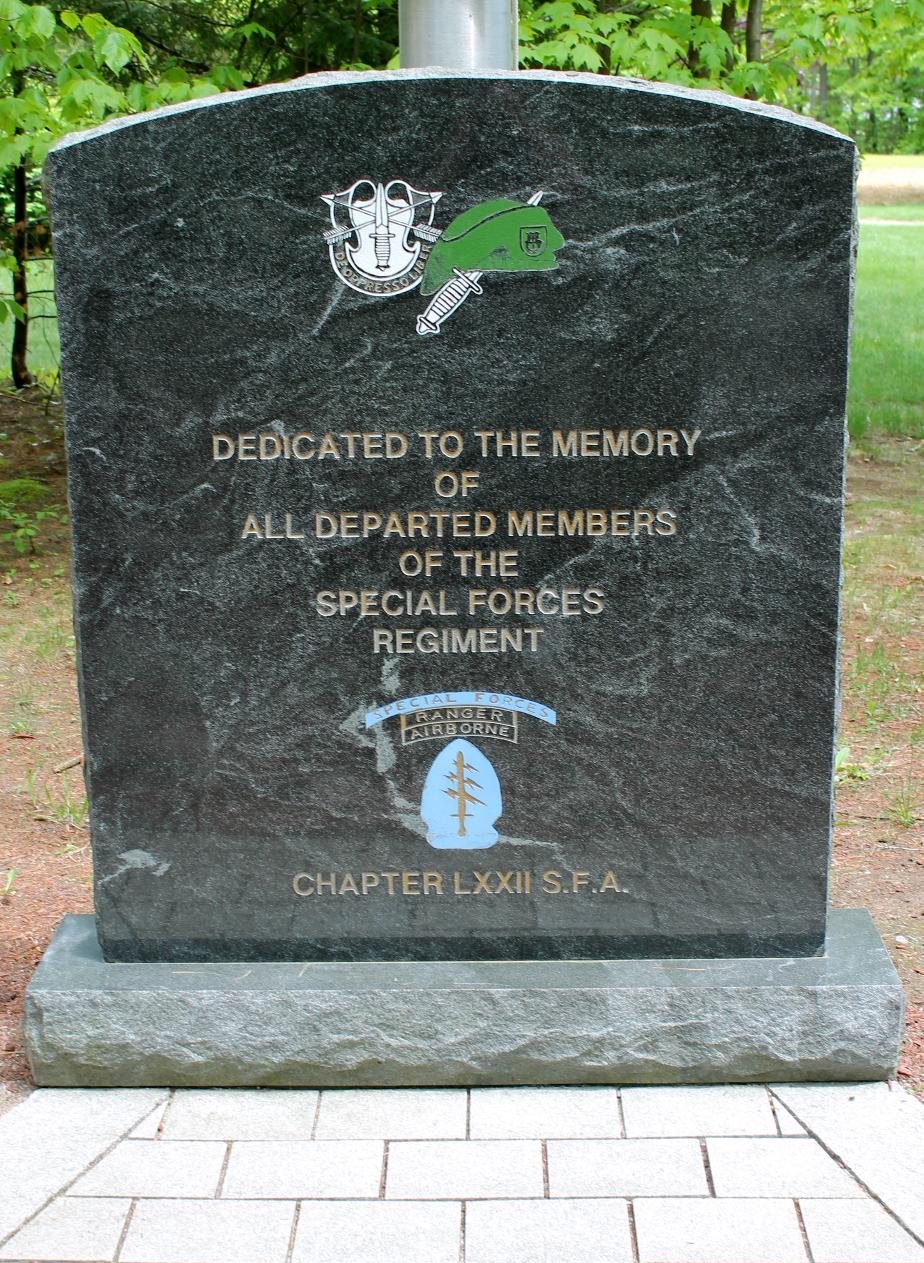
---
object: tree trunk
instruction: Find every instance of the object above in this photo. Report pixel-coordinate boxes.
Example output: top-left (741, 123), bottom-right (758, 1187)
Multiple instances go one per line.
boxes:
top-left (11, 158), bottom-right (34, 390)
top-left (745, 0), bottom-right (762, 63)
top-left (744, 0), bottom-right (763, 98)
top-left (720, 1), bottom-right (736, 69)
top-left (806, 60), bottom-right (817, 114)
top-left (818, 61), bottom-right (828, 120)
top-left (689, 0), bottom-right (712, 77)
top-left (352, 0), bottom-right (362, 63)
top-left (301, 0), bottom-right (315, 74)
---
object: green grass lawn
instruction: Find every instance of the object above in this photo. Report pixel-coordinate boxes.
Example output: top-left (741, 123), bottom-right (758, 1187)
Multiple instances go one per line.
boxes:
top-left (2, 222), bottom-right (921, 440)
top-left (851, 217), bottom-right (924, 439)
top-left (858, 203), bottom-right (924, 221)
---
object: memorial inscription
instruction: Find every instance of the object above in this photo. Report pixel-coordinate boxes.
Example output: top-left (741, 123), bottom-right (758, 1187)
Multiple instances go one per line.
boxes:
top-left (47, 69), bottom-right (856, 964)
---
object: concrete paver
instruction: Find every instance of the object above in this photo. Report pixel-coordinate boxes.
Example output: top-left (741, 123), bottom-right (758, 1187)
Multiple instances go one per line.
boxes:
top-left (634, 1197), bottom-right (808, 1263)
top-left (0, 1082), bottom-right (922, 1263)
top-left (469, 1085), bottom-right (621, 1138)
top-left (465, 1197), bottom-right (634, 1263)
top-left (163, 1088), bottom-right (319, 1140)
top-left (0, 1089), bottom-right (166, 1142)
top-left (774, 1102), bottom-right (809, 1135)
top-left (774, 1083), bottom-right (924, 1242)
top-left (547, 1137), bottom-right (709, 1197)
top-left (385, 1139), bottom-right (543, 1199)
top-left (0, 1086), bottom-right (166, 1232)
top-left (221, 1140), bottom-right (383, 1199)
top-left (120, 1197), bottom-right (295, 1263)
top-left (292, 1199), bottom-right (461, 1263)
top-left (0, 1089), bottom-right (164, 1239)
top-left (315, 1088), bottom-right (466, 1139)
top-left (0, 1196), bottom-right (131, 1261)
top-left (129, 1102), bottom-right (169, 1139)
top-left (621, 1085), bottom-right (777, 1137)
top-left (69, 1138), bottom-right (226, 1198)
top-left (799, 1198), bottom-right (924, 1263)
top-left (706, 1136), bottom-right (867, 1198)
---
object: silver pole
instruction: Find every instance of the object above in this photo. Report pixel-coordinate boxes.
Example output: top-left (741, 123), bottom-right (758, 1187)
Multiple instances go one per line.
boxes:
top-left (399, 0), bottom-right (517, 70)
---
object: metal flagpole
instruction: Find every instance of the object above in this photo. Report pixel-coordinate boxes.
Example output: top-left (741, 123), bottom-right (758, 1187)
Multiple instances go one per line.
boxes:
top-left (399, 0), bottom-right (518, 70)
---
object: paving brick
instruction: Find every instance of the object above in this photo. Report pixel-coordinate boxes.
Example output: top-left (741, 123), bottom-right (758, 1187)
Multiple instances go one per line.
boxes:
top-left (621, 1085), bottom-right (777, 1137)
top-left (292, 1199), bottom-right (461, 1263)
top-left (385, 1139), bottom-right (543, 1200)
top-left (469, 1086), bottom-right (621, 1139)
top-left (221, 1140), bottom-right (383, 1198)
top-left (0, 1196), bottom-right (131, 1261)
top-left (315, 1088), bottom-right (466, 1139)
top-left (465, 1198), bottom-right (633, 1263)
top-left (547, 1138), bottom-right (708, 1198)
top-left (799, 1198), bottom-right (924, 1263)
top-left (634, 1197), bottom-right (808, 1263)
top-left (163, 1089), bottom-right (319, 1140)
top-left (774, 1103), bottom-right (809, 1135)
top-left (774, 1083), bottom-right (924, 1241)
top-left (0, 1088), bottom-right (166, 1238)
top-left (120, 1197), bottom-right (295, 1263)
top-left (0, 1088), bottom-right (166, 1141)
top-left (130, 1101), bottom-right (169, 1139)
top-left (69, 1139), bottom-right (226, 1198)
top-left (706, 1137), bottom-right (866, 1198)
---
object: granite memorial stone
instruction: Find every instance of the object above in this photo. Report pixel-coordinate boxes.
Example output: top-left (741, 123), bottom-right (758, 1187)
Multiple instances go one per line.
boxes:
top-left (50, 70), bottom-right (853, 962)
top-left (24, 68), bottom-right (905, 1084)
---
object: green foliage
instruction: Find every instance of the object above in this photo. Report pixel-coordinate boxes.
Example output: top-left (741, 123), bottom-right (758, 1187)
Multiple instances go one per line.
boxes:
top-left (0, 474), bottom-right (62, 551)
top-left (520, 1), bottom-right (739, 89)
top-left (0, 3), bottom-right (146, 172)
top-left (518, 0), bottom-right (924, 144)
top-left (834, 746), bottom-right (870, 784)
top-left (887, 777), bottom-right (919, 827)
top-left (94, 0), bottom-right (397, 83)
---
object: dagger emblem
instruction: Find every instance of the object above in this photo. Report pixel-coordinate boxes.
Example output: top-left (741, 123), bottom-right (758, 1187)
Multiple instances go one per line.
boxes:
top-left (373, 182), bottom-right (394, 271)
top-left (416, 191), bottom-right (545, 336)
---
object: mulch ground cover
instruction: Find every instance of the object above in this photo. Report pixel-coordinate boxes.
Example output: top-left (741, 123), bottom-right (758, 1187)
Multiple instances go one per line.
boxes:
top-left (1, 389), bottom-right (921, 1099)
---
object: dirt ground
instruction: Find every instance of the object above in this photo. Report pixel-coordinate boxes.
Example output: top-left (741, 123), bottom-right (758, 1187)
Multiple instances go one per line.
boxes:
top-left (0, 389), bottom-right (921, 1099)
top-left (857, 163), bottom-right (924, 205)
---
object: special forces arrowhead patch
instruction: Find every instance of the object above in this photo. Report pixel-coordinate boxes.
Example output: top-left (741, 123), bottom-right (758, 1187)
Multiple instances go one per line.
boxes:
top-left (319, 181), bottom-right (564, 336)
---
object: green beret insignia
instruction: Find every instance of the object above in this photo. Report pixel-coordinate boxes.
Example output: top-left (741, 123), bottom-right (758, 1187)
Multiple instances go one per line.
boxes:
top-left (421, 198), bottom-right (565, 296)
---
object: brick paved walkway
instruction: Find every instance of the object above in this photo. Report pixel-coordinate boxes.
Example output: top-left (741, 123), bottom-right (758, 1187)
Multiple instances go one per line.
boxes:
top-left (0, 1083), bottom-right (922, 1262)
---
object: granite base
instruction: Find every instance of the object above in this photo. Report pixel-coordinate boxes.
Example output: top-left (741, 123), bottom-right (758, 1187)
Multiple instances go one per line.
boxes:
top-left (24, 910), bottom-right (903, 1087)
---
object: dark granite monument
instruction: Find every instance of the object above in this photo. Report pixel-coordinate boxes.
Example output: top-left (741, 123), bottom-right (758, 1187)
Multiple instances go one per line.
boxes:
top-left (24, 68), bottom-right (904, 1085)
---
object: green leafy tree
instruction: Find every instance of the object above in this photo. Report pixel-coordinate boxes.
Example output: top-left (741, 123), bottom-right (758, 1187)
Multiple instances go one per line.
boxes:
top-left (0, 0), bottom-right (253, 387)
top-left (0, 2), bottom-right (146, 383)
top-left (518, 0), bottom-right (924, 146)
top-left (93, 0), bottom-right (398, 83)
top-left (0, 0), bottom-right (405, 386)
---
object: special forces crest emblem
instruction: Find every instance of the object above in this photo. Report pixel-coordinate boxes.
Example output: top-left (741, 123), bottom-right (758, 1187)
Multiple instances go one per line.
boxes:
top-left (321, 179), bottom-right (442, 298)
top-left (320, 181), bottom-right (564, 336)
